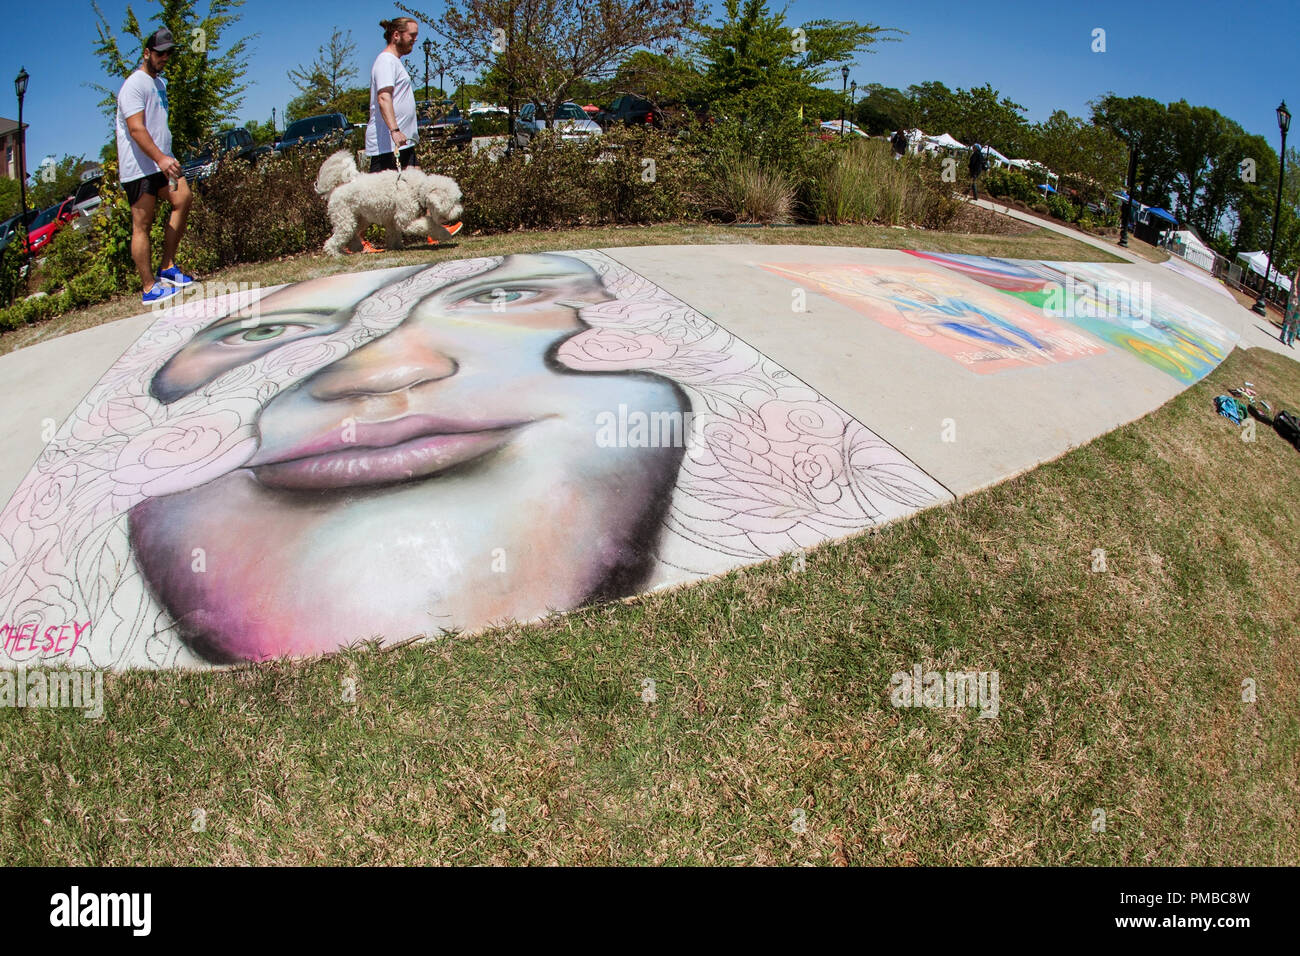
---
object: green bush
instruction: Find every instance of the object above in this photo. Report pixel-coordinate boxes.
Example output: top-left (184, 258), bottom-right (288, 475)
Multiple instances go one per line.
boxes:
top-left (806, 138), bottom-right (958, 227)
top-left (0, 230), bottom-right (25, 307)
top-left (703, 152), bottom-right (796, 224)
top-left (180, 147), bottom-right (334, 269)
top-left (982, 168), bottom-right (1040, 204)
top-left (1046, 192), bottom-right (1077, 221)
top-left (469, 113), bottom-right (509, 137)
top-left (40, 223), bottom-right (96, 294)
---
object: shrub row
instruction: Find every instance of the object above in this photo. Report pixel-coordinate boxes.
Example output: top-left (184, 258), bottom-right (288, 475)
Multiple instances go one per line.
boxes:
top-left (0, 124), bottom-right (963, 331)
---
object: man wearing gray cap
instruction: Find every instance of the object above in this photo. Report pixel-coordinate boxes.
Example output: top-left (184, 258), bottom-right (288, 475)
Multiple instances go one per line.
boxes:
top-left (116, 27), bottom-right (194, 304)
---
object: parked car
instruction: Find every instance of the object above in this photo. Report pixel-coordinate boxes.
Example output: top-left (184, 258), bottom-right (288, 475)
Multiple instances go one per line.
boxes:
top-left (25, 198), bottom-right (77, 254)
top-left (275, 113), bottom-right (352, 153)
top-left (71, 175), bottom-right (103, 219)
top-left (0, 208), bottom-right (41, 252)
top-left (596, 94), bottom-right (665, 131)
top-left (182, 127), bottom-right (272, 181)
top-left (513, 102), bottom-right (603, 149)
top-left (418, 103), bottom-right (472, 149)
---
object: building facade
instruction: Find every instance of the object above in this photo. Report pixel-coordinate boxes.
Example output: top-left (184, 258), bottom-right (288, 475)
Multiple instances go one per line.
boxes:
top-left (0, 117), bottom-right (28, 182)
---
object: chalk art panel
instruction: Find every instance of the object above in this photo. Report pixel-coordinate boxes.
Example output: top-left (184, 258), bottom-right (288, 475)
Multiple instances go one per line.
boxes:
top-left (761, 261), bottom-right (1105, 374)
top-left (0, 252), bottom-right (949, 670)
top-left (905, 251), bottom-right (1237, 384)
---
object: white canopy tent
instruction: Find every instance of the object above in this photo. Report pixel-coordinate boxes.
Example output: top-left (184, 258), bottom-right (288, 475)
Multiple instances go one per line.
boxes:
top-left (981, 145), bottom-right (1012, 168)
top-left (925, 132), bottom-right (966, 150)
top-left (1237, 251), bottom-right (1293, 292)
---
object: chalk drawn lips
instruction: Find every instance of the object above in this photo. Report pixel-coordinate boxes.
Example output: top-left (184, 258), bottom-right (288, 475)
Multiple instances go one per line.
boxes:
top-left (247, 414), bottom-right (535, 491)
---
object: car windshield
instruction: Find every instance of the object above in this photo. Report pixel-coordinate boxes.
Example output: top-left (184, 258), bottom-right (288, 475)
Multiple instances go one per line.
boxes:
top-left (553, 104), bottom-right (588, 121)
top-left (31, 206), bottom-right (61, 229)
top-left (185, 148), bottom-right (215, 165)
top-left (284, 117), bottom-right (338, 138)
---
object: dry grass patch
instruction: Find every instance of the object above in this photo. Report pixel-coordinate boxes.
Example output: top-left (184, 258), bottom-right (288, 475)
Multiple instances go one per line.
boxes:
top-left (2, 348), bottom-right (1296, 866)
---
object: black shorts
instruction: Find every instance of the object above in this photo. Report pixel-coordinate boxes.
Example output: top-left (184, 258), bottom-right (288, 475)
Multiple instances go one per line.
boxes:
top-left (123, 171), bottom-right (169, 205)
top-left (368, 146), bottom-right (418, 172)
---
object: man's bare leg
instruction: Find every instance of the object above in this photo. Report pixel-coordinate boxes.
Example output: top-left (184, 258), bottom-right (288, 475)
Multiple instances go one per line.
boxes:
top-left (130, 192), bottom-right (158, 292)
top-left (157, 177), bottom-right (192, 272)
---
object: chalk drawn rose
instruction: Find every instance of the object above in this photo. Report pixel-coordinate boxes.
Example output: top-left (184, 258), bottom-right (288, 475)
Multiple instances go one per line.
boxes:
top-left (111, 410), bottom-right (257, 497)
top-left (759, 398), bottom-right (846, 442)
top-left (560, 328), bottom-right (680, 370)
top-left (792, 443), bottom-right (844, 489)
top-left (14, 465), bottom-right (80, 529)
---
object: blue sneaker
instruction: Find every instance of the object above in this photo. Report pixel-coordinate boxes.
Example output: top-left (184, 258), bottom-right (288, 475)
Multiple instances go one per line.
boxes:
top-left (157, 266), bottom-right (195, 287)
top-left (142, 283), bottom-right (180, 305)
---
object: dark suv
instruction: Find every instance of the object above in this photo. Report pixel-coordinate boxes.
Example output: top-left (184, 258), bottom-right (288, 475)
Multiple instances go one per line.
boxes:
top-left (276, 113), bottom-right (352, 153)
top-left (182, 127), bottom-right (271, 181)
top-left (597, 95), bottom-right (665, 130)
top-left (417, 103), bottom-right (472, 149)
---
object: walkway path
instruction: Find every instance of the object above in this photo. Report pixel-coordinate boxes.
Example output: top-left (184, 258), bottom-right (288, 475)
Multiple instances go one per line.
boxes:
top-left (0, 242), bottom-right (1290, 667)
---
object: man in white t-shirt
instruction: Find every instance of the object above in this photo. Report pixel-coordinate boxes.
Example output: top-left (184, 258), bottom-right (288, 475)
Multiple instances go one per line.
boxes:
top-left (115, 27), bottom-right (194, 304)
top-left (366, 18), bottom-right (420, 171)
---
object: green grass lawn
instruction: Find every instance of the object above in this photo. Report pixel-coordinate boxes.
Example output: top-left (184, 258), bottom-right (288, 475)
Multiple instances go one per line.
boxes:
top-left (2, 346), bottom-right (1296, 866)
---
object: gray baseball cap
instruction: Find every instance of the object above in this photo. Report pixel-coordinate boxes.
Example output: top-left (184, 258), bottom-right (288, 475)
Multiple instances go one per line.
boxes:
top-left (145, 28), bottom-right (176, 52)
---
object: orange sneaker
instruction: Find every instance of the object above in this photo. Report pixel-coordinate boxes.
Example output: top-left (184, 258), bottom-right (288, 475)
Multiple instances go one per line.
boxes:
top-left (444, 221), bottom-right (464, 237)
top-left (361, 240), bottom-right (379, 253)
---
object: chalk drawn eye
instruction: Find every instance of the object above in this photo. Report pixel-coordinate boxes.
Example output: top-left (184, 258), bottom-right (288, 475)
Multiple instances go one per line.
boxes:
top-left (218, 324), bottom-right (310, 345)
top-left (464, 288), bottom-right (540, 305)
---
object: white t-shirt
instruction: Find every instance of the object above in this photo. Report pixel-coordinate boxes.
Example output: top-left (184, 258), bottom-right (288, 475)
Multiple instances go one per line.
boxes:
top-left (365, 51), bottom-right (418, 156)
top-left (116, 69), bottom-right (172, 182)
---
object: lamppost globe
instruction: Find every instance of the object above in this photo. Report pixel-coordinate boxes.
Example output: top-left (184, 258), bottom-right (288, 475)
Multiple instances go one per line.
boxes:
top-left (15, 66), bottom-right (28, 98)
top-left (1277, 100), bottom-right (1291, 135)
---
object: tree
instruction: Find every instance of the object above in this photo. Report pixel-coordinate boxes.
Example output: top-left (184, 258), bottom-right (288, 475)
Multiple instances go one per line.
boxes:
top-left (1026, 111), bottom-right (1125, 209)
top-left (951, 84), bottom-right (1030, 155)
top-left (854, 83), bottom-right (910, 135)
top-left (242, 117), bottom-right (278, 145)
top-left (0, 177), bottom-right (21, 219)
top-left (399, 0), bottom-right (699, 130)
top-left (28, 155), bottom-right (93, 210)
top-left (906, 81), bottom-right (959, 137)
top-left (1090, 94), bottom-right (1178, 209)
top-left (697, 0), bottom-right (890, 113)
top-left (606, 50), bottom-right (703, 108)
top-left (92, 0), bottom-right (254, 156)
top-left (287, 29), bottom-right (358, 117)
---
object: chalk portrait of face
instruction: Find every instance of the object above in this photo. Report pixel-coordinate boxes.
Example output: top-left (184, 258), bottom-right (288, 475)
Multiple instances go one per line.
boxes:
top-left (0, 250), bottom-right (952, 670)
top-left (129, 254), bottom-right (690, 662)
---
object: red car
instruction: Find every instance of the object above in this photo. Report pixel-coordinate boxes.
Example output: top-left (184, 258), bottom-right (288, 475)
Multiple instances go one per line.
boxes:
top-left (26, 197), bottom-right (77, 254)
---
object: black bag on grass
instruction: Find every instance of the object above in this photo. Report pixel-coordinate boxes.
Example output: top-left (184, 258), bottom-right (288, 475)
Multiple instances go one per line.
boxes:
top-left (1274, 410), bottom-right (1300, 448)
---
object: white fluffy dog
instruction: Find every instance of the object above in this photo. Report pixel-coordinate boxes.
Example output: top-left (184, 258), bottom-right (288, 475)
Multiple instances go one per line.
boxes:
top-left (315, 150), bottom-right (464, 256)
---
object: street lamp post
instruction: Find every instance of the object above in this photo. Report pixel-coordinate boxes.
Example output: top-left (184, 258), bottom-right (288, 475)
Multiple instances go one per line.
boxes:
top-left (839, 66), bottom-right (849, 137)
top-left (422, 39), bottom-right (432, 104)
top-left (14, 67), bottom-right (30, 288)
top-left (1254, 100), bottom-right (1290, 316)
top-left (1119, 143), bottom-right (1137, 248)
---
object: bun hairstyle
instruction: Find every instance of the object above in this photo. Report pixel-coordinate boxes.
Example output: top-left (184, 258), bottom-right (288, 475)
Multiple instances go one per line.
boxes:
top-left (380, 17), bottom-right (416, 42)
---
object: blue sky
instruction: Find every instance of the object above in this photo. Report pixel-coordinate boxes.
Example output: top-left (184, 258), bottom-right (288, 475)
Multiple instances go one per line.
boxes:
top-left (1, 0), bottom-right (1296, 171)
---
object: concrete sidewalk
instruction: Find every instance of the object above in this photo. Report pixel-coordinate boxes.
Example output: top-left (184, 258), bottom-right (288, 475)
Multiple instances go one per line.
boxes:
top-left (1, 242), bottom-right (1290, 669)
top-left (0, 243), bottom-right (1290, 506)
